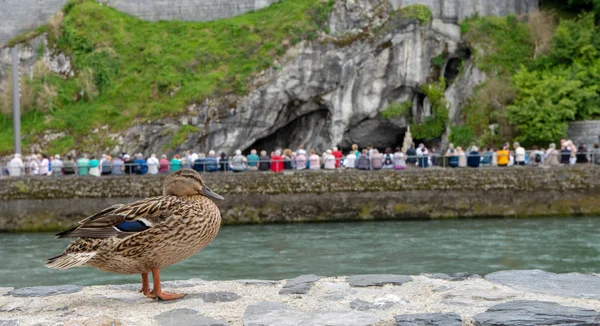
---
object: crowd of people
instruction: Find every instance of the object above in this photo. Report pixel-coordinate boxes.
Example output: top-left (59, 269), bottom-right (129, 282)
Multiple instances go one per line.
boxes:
top-left (3, 139), bottom-right (600, 177)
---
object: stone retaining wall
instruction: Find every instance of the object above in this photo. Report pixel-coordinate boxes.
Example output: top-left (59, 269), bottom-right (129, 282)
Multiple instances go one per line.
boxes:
top-left (1, 270), bottom-right (599, 325)
top-left (0, 167), bottom-right (599, 231)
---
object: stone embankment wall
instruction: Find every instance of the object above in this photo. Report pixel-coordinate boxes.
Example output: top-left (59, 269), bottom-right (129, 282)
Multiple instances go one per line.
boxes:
top-left (1, 270), bottom-right (600, 325)
top-left (0, 167), bottom-right (599, 231)
top-left (568, 120), bottom-right (600, 150)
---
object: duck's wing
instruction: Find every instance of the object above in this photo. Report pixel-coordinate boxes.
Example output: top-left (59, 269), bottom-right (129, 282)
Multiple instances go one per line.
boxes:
top-left (55, 196), bottom-right (185, 239)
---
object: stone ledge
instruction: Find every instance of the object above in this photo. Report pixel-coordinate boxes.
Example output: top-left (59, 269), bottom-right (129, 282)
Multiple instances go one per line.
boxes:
top-left (1, 271), bottom-right (600, 325)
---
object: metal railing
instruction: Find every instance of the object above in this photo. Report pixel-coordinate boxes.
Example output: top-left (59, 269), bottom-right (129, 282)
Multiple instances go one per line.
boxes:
top-left (1, 151), bottom-right (599, 178)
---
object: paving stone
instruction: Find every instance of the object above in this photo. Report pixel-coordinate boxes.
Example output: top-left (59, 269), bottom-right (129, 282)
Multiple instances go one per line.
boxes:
top-left (8, 285), bottom-right (83, 297)
top-left (350, 299), bottom-right (395, 311)
top-left (234, 279), bottom-right (280, 285)
top-left (486, 270), bottom-right (600, 299)
top-left (395, 313), bottom-right (462, 326)
top-left (347, 274), bottom-right (412, 287)
top-left (425, 272), bottom-right (482, 281)
top-left (473, 300), bottom-right (600, 326)
top-left (244, 301), bottom-right (379, 326)
top-left (161, 279), bottom-right (206, 288)
top-left (155, 308), bottom-right (228, 326)
top-left (0, 320), bottom-right (18, 326)
top-left (278, 274), bottom-right (322, 295)
top-left (199, 291), bottom-right (240, 303)
top-left (102, 292), bottom-right (146, 303)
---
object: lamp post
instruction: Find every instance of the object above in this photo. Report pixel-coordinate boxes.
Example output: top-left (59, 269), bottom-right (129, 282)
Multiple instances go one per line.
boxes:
top-left (11, 47), bottom-right (21, 154)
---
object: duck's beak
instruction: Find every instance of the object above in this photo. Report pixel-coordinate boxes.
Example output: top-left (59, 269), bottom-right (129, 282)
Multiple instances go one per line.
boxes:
top-left (202, 186), bottom-right (224, 201)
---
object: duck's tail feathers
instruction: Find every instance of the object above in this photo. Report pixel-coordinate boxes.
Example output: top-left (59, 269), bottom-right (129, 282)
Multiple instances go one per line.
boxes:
top-left (45, 252), bottom-right (97, 270)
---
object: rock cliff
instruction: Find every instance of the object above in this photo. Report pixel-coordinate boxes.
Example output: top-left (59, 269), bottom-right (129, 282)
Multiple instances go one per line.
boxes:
top-left (0, 0), bottom-right (539, 155)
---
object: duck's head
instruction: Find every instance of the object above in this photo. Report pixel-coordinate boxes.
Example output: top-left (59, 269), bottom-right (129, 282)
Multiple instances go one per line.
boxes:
top-left (163, 168), bottom-right (224, 201)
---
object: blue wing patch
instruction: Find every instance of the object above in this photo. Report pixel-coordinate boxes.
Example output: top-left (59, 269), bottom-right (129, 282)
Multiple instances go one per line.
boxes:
top-left (115, 220), bottom-right (150, 232)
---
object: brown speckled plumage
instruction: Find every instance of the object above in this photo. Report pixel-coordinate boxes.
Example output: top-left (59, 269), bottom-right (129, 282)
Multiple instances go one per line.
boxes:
top-left (46, 169), bottom-right (223, 275)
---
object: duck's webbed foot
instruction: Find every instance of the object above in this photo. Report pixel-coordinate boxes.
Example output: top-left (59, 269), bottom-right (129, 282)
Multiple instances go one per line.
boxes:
top-left (150, 267), bottom-right (185, 301)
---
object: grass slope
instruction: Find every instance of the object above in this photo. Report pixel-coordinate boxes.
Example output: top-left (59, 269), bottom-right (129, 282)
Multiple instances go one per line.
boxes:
top-left (0, 0), bottom-right (333, 154)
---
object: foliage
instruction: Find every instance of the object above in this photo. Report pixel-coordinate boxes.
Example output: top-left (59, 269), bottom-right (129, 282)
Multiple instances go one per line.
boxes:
top-left (381, 101), bottom-right (412, 119)
top-left (7, 25), bottom-right (48, 47)
top-left (411, 79), bottom-right (448, 140)
top-left (506, 12), bottom-right (600, 146)
top-left (0, 0), bottom-right (334, 154)
top-left (449, 125), bottom-right (475, 148)
top-left (462, 15), bottom-right (534, 74)
top-left (529, 11), bottom-right (557, 59)
top-left (166, 125), bottom-right (199, 149)
top-left (398, 5), bottom-right (433, 26)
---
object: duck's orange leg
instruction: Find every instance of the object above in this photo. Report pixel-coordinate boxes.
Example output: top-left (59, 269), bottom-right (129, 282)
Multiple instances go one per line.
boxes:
top-left (150, 267), bottom-right (184, 301)
top-left (140, 272), bottom-right (156, 298)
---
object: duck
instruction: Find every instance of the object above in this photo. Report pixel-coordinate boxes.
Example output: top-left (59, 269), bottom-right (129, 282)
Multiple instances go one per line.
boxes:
top-left (45, 168), bottom-right (224, 301)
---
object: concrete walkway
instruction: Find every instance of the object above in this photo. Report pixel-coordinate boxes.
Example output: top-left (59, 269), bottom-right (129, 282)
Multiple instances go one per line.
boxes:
top-left (1, 270), bottom-right (600, 325)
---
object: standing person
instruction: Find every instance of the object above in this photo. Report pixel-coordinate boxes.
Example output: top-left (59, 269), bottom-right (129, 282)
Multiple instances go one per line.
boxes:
top-left (417, 144), bottom-right (429, 168)
top-left (576, 144), bottom-right (589, 164)
top-left (99, 154), bottom-right (107, 171)
top-left (204, 151), bottom-right (218, 172)
top-left (123, 154), bottom-right (135, 175)
top-left (147, 154), bottom-right (160, 175)
top-left (295, 149), bottom-right (307, 170)
top-left (496, 145), bottom-right (510, 167)
top-left (159, 155), bottom-right (170, 173)
top-left (514, 142), bottom-right (526, 166)
top-left (170, 154), bottom-right (182, 172)
top-left (282, 149), bottom-right (294, 170)
top-left (193, 153), bottom-right (206, 172)
top-left (8, 154), bottom-right (24, 177)
top-left (39, 154), bottom-right (50, 176)
top-left (530, 146), bottom-right (544, 166)
top-left (258, 150), bottom-right (270, 171)
top-left (218, 152), bottom-right (230, 172)
top-left (569, 140), bottom-right (577, 165)
top-left (457, 147), bottom-right (467, 168)
top-left (183, 151), bottom-right (192, 169)
top-left (101, 155), bottom-right (112, 176)
top-left (270, 150), bottom-right (284, 172)
top-left (134, 153), bottom-right (147, 175)
top-left (357, 149), bottom-right (370, 170)
top-left (247, 150), bottom-right (259, 171)
top-left (332, 146), bottom-right (343, 168)
top-left (393, 147), bottom-right (406, 170)
top-left (344, 151), bottom-right (356, 169)
top-left (430, 147), bottom-right (439, 167)
top-left (52, 155), bottom-right (64, 176)
top-left (481, 147), bottom-right (493, 166)
top-left (111, 155), bottom-right (124, 175)
top-left (309, 150), bottom-right (321, 170)
top-left (544, 143), bottom-right (560, 166)
top-left (190, 152), bottom-right (199, 166)
top-left (230, 150), bottom-right (247, 172)
top-left (406, 144), bottom-right (417, 166)
top-left (371, 149), bottom-right (383, 170)
top-left (89, 155), bottom-right (100, 177)
top-left (447, 144), bottom-right (458, 168)
top-left (351, 144), bottom-right (360, 159)
top-left (63, 155), bottom-right (76, 175)
top-left (560, 142), bottom-right (571, 164)
top-left (382, 148), bottom-right (394, 169)
top-left (467, 146), bottom-right (481, 168)
top-left (77, 154), bottom-right (90, 176)
top-left (323, 149), bottom-right (336, 170)
top-left (593, 144), bottom-right (600, 165)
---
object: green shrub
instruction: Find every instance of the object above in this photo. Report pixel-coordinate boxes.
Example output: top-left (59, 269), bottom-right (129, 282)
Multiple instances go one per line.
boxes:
top-left (398, 5), bottom-right (433, 26)
top-left (411, 79), bottom-right (449, 140)
top-left (381, 101), bottom-right (412, 119)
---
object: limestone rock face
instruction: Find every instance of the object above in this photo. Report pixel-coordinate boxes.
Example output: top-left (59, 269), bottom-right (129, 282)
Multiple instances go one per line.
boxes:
top-left (0, 0), bottom-right (539, 155)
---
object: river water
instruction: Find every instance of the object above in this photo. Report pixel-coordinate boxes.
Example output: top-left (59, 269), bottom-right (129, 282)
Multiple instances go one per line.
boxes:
top-left (1, 217), bottom-right (599, 288)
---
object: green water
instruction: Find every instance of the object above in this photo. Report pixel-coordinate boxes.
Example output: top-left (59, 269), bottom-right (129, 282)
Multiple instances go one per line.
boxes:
top-left (1, 218), bottom-right (599, 288)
